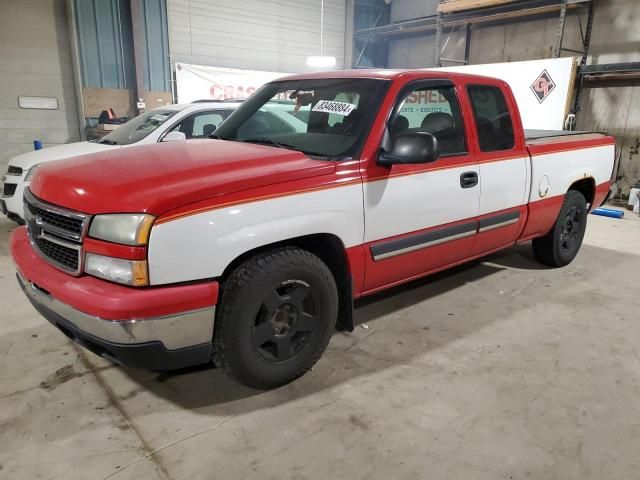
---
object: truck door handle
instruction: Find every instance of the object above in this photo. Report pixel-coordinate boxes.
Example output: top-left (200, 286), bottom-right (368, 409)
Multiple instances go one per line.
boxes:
top-left (460, 171), bottom-right (478, 188)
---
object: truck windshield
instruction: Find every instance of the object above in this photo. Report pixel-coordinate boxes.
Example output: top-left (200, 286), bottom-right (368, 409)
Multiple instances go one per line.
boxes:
top-left (98, 109), bottom-right (180, 145)
top-left (214, 78), bottom-right (390, 159)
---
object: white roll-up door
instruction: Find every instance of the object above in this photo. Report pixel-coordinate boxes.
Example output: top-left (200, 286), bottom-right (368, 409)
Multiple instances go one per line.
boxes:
top-left (168, 0), bottom-right (347, 73)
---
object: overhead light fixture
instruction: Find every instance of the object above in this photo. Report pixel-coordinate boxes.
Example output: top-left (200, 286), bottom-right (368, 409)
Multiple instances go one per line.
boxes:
top-left (306, 0), bottom-right (337, 69)
top-left (306, 56), bottom-right (337, 68)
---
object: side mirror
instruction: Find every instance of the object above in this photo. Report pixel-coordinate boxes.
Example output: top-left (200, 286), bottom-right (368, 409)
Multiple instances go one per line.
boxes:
top-left (378, 132), bottom-right (439, 167)
top-left (162, 131), bottom-right (187, 142)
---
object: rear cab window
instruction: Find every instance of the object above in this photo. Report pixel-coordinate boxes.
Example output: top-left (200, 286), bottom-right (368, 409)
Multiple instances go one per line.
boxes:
top-left (467, 85), bottom-right (515, 152)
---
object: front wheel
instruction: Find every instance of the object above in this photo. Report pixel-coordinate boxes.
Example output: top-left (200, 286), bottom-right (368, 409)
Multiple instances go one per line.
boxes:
top-left (532, 190), bottom-right (588, 267)
top-left (214, 247), bottom-right (338, 389)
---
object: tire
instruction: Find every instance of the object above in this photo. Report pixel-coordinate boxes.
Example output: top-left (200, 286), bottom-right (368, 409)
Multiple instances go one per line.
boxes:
top-left (532, 190), bottom-right (588, 267)
top-left (214, 247), bottom-right (338, 389)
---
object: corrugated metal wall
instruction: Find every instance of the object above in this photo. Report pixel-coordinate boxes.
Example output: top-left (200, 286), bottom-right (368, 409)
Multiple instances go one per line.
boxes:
top-left (0, 0), bottom-right (80, 168)
top-left (74, 0), bottom-right (170, 92)
top-left (75, 0), bottom-right (135, 89)
top-left (140, 0), bottom-right (171, 91)
top-left (168, 0), bottom-right (347, 73)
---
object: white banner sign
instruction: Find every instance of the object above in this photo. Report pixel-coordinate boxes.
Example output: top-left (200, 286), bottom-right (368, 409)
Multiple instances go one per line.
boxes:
top-left (175, 63), bottom-right (290, 103)
top-left (433, 57), bottom-right (577, 130)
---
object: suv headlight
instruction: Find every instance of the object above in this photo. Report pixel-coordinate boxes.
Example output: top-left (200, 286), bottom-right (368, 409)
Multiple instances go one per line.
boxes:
top-left (24, 164), bottom-right (41, 181)
top-left (89, 214), bottom-right (155, 246)
top-left (85, 253), bottom-right (148, 286)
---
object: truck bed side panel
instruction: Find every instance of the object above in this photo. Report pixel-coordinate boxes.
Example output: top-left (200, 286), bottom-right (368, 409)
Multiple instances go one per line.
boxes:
top-left (520, 135), bottom-right (615, 240)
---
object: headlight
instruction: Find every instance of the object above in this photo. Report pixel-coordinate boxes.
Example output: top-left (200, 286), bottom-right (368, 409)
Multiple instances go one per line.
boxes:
top-left (24, 164), bottom-right (40, 181)
top-left (89, 214), bottom-right (155, 246)
top-left (85, 253), bottom-right (148, 286)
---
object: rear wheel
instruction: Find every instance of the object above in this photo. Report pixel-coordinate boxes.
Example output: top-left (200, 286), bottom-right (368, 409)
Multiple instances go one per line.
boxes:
top-left (214, 247), bottom-right (338, 389)
top-left (532, 190), bottom-right (588, 267)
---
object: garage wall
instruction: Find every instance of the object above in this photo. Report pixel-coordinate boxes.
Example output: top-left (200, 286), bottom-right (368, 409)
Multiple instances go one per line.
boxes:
top-left (168, 0), bottom-right (347, 73)
top-left (0, 0), bottom-right (80, 169)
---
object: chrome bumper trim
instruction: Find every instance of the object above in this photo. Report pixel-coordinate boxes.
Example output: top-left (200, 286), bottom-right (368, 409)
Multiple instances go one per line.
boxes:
top-left (18, 272), bottom-right (215, 350)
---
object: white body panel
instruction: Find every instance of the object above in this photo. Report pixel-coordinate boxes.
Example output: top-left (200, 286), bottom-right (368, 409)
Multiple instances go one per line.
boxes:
top-left (363, 164), bottom-right (480, 242)
top-left (148, 142), bottom-right (614, 286)
top-left (478, 157), bottom-right (529, 215)
top-left (148, 183), bottom-right (364, 285)
top-left (528, 144), bottom-right (615, 203)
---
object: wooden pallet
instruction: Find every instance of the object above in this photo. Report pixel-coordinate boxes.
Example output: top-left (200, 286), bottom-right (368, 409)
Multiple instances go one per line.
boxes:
top-left (438, 0), bottom-right (519, 13)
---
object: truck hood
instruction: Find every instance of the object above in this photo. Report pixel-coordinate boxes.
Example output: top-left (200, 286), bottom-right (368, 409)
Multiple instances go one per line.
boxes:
top-left (8, 141), bottom-right (118, 171)
top-left (29, 140), bottom-right (336, 215)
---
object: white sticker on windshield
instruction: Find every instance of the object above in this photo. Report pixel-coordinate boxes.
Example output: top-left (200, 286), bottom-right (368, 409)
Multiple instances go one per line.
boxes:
top-left (312, 100), bottom-right (357, 116)
top-left (150, 114), bottom-right (169, 122)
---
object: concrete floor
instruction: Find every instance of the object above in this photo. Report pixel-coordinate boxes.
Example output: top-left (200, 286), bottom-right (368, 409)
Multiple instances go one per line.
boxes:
top-left (1, 211), bottom-right (640, 480)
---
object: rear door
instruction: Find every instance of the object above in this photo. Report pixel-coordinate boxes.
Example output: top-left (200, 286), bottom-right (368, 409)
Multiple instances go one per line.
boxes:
top-left (361, 79), bottom-right (480, 292)
top-left (465, 82), bottom-right (530, 255)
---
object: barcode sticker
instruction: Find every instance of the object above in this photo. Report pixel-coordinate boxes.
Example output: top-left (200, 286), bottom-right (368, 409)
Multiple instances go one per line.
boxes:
top-left (312, 100), bottom-right (357, 116)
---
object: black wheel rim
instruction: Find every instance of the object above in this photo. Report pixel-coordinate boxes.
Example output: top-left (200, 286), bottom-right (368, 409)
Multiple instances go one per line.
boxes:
top-left (560, 205), bottom-right (582, 251)
top-left (252, 280), bottom-right (318, 363)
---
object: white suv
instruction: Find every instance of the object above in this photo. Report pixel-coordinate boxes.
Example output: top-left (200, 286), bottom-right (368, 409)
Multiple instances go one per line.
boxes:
top-left (1, 100), bottom-right (306, 223)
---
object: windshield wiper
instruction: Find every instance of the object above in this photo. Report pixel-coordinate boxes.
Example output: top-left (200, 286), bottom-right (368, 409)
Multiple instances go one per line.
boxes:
top-left (214, 136), bottom-right (330, 159)
top-left (241, 138), bottom-right (295, 150)
top-left (98, 139), bottom-right (118, 145)
top-left (243, 138), bottom-right (333, 159)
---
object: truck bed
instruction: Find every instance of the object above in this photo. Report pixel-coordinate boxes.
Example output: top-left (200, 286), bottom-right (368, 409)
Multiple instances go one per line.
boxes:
top-left (525, 130), bottom-right (613, 155)
top-left (524, 129), bottom-right (598, 140)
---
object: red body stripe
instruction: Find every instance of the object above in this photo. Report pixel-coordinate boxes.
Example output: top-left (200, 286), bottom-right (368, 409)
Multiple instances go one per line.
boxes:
top-left (10, 227), bottom-right (218, 320)
top-left (84, 238), bottom-right (147, 261)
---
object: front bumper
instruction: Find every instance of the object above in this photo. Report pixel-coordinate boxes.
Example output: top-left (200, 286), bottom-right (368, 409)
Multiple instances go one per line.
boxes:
top-left (11, 227), bottom-right (218, 370)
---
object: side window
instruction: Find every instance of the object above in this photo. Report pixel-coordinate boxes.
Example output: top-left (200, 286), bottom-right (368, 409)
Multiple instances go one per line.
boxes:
top-left (191, 112), bottom-right (225, 138)
top-left (467, 85), bottom-right (515, 151)
top-left (390, 85), bottom-right (467, 156)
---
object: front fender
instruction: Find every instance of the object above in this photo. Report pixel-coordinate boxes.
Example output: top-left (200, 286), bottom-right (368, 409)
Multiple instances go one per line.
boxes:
top-left (147, 183), bottom-right (364, 285)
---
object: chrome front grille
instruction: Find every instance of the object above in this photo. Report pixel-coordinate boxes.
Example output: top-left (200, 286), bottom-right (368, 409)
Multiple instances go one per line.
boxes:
top-left (2, 182), bottom-right (17, 197)
top-left (24, 189), bottom-right (90, 275)
top-left (6, 165), bottom-right (23, 176)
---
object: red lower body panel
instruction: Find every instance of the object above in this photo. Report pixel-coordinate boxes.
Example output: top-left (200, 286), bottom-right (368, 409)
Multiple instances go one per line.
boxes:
top-left (593, 181), bottom-right (611, 209)
top-left (472, 205), bottom-right (527, 255)
top-left (361, 216), bottom-right (477, 293)
top-left (519, 195), bottom-right (565, 242)
top-left (10, 227), bottom-right (218, 320)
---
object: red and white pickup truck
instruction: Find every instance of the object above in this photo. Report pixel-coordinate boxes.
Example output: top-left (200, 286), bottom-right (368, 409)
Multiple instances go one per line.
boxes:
top-left (10, 70), bottom-right (615, 389)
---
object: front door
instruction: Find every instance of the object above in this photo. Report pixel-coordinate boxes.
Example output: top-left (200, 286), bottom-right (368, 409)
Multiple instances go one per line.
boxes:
top-left (362, 80), bottom-right (480, 293)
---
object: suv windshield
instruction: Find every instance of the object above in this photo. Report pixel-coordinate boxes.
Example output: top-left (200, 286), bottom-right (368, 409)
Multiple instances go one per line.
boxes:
top-left (98, 109), bottom-right (180, 145)
top-left (214, 78), bottom-right (390, 159)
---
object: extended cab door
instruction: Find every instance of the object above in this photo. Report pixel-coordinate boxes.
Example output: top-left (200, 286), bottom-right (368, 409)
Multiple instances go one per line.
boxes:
top-left (361, 79), bottom-right (480, 293)
top-left (465, 82), bottom-right (530, 255)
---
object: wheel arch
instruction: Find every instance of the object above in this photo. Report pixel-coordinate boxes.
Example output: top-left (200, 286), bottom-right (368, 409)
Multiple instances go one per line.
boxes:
top-left (568, 177), bottom-right (596, 209)
top-left (220, 233), bottom-right (355, 332)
